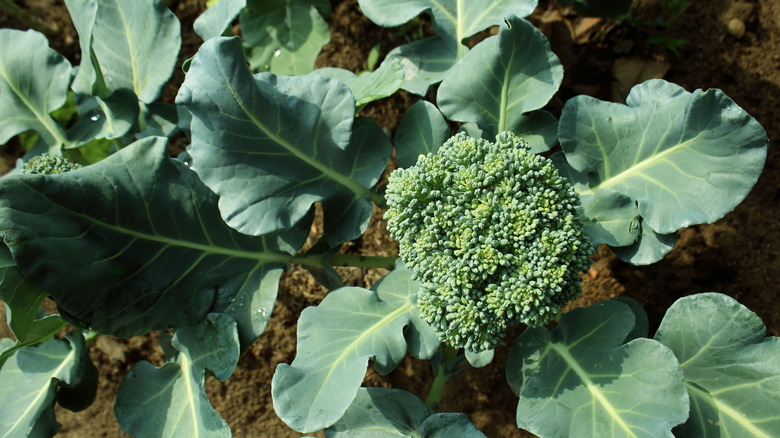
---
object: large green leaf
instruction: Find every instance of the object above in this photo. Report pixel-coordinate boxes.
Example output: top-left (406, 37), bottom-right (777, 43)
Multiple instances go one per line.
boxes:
top-left (0, 136), bottom-right (305, 342)
top-left (316, 58), bottom-right (405, 111)
top-left (654, 293), bottom-right (780, 437)
top-left (357, 0), bottom-right (538, 95)
top-left (325, 387), bottom-right (485, 437)
top-left (194, 0), bottom-right (246, 40)
top-left (506, 299), bottom-right (689, 437)
top-left (394, 101), bottom-right (450, 168)
top-left (241, 0), bottom-right (330, 75)
top-left (559, 79), bottom-right (768, 235)
top-left (272, 267), bottom-right (438, 433)
top-left (115, 313), bottom-right (239, 438)
top-left (0, 29), bottom-right (71, 150)
top-left (437, 15), bottom-right (562, 144)
top-left (0, 331), bottom-right (95, 438)
top-left (68, 0), bottom-right (181, 103)
top-left (177, 37), bottom-right (390, 237)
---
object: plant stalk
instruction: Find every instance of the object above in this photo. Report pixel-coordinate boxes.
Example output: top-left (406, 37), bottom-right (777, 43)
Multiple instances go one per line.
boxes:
top-left (425, 344), bottom-right (461, 414)
top-left (0, 0), bottom-right (59, 37)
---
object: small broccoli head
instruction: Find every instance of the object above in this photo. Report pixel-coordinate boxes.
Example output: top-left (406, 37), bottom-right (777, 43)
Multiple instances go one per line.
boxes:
top-left (21, 154), bottom-right (82, 175)
top-left (385, 132), bottom-right (592, 352)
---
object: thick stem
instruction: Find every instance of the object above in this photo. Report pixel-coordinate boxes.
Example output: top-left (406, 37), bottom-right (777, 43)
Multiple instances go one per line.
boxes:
top-left (425, 344), bottom-right (461, 413)
top-left (0, 0), bottom-right (59, 37)
top-left (290, 252), bottom-right (398, 270)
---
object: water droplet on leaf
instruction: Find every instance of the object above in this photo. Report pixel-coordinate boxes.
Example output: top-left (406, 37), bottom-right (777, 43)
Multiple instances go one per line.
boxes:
top-left (273, 49), bottom-right (282, 57)
top-left (89, 113), bottom-right (101, 122)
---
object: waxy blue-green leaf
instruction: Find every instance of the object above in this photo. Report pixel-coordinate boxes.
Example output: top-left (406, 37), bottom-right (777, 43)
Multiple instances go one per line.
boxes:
top-left (438, 16), bottom-right (562, 144)
top-left (177, 37), bottom-right (389, 237)
top-left (358, 0), bottom-right (538, 95)
top-left (316, 58), bottom-right (405, 110)
top-left (325, 387), bottom-right (485, 437)
top-left (68, 0), bottom-right (181, 103)
top-left (394, 100), bottom-right (450, 168)
top-left (0, 29), bottom-right (71, 150)
top-left (67, 89), bottom-right (140, 147)
top-left (0, 263), bottom-right (67, 365)
top-left (559, 79), bottom-right (768, 235)
top-left (272, 267), bottom-right (437, 433)
top-left (611, 219), bottom-right (676, 265)
top-left (194, 0), bottom-right (246, 40)
top-left (0, 331), bottom-right (94, 438)
top-left (115, 313), bottom-right (239, 438)
top-left (241, 0), bottom-right (330, 75)
top-left (506, 299), bottom-right (689, 437)
top-left (654, 293), bottom-right (780, 437)
top-left (0, 136), bottom-right (305, 342)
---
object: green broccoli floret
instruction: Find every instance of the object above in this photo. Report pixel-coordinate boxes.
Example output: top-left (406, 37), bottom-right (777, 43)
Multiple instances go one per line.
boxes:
top-left (385, 132), bottom-right (592, 353)
top-left (21, 154), bottom-right (82, 175)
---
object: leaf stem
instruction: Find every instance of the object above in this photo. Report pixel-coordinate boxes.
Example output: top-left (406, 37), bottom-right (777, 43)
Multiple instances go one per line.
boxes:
top-left (425, 344), bottom-right (461, 413)
top-left (290, 253), bottom-right (398, 270)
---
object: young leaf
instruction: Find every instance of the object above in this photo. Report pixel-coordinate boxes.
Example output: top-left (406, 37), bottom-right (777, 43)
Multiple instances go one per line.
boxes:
top-left (357, 0), bottom-right (538, 95)
top-left (0, 136), bottom-right (305, 343)
top-left (394, 100), bottom-right (450, 168)
top-left (66, 89), bottom-right (140, 148)
top-left (611, 218), bottom-right (676, 265)
top-left (66, 0), bottom-right (181, 103)
top-left (0, 331), bottom-right (95, 437)
top-left (177, 37), bottom-right (390, 237)
top-left (115, 313), bottom-right (240, 437)
top-left (241, 0), bottom-right (330, 75)
top-left (272, 267), bottom-right (438, 433)
top-left (0, 29), bottom-right (71, 150)
top-left (437, 15), bottom-right (562, 147)
top-left (559, 79), bottom-right (768, 235)
top-left (325, 387), bottom-right (485, 437)
top-left (316, 58), bottom-right (405, 111)
top-left (506, 299), bottom-right (689, 437)
top-left (194, 0), bottom-right (246, 40)
top-left (654, 293), bottom-right (780, 437)
top-left (0, 265), bottom-right (66, 365)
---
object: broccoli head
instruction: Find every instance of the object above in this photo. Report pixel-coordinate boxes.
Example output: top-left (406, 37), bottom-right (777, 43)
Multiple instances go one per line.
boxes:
top-left (385, 132), bottom-right (592, 352)
top-left (21, 154), bottom-right (82, 175)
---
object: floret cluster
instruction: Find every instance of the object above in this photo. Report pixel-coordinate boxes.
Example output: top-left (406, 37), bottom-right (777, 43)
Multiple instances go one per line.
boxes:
top-left (21, 154), bottom-right (82, 175)
top-left (385, 132), bottom-right (592, 352)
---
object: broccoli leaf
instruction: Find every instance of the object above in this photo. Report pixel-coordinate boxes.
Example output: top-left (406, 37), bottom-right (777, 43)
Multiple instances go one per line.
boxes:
top-left (316, 58), bottom-right (405, 111)
top-left (66, 0), bottom-right (181, 103)
top-left (325, 387), bottom-right (485, 437)
top-left (66, 89), bottom-right (140, 148)
top-left (0, 29), bottom-right (71, 151)
top-left (0, 136), bottom-right (306, 344)
top-left (115, 313), bottom-right (239, 438)
top-left (438, 15), bottom-right (562, 150)
top-left (194, 0), bottom-right (246, 40)
top-left (177, 37), bottom-right (390, 238)
top-left (241, 0), bottom-right (330, 75)
top-left (506, 299), bottom-right (689, 437)
top-left (559, 79), bottom-right (768, 235)
top-left (0, 331), bottom-right (96, 437)
top-left (394, 100), bottom-right (450, 168)
top-left (654, 293), bottom-right (780, 437)
top-left (272, 267), bottom-right (438, 433)
top-left (357, 0), bottom-right (538, 95)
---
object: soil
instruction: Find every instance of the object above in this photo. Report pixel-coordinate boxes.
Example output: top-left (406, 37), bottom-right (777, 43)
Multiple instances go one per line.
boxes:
top-left (1, 0), bottom-right (779, 437)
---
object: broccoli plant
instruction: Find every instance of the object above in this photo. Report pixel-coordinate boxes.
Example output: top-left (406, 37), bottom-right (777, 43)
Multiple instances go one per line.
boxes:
top-left (0, 0), bottom-right (779, 437)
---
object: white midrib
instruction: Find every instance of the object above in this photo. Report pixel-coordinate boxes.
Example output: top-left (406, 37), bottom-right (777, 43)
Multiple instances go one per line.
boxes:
top-left (579, 136), bottom-right (701, 196)
top-left (309, 300), bottom-right (412, 418)
top-left (686, 382), bottom-right (771, 438)
top-left (216, 55), bottom-right (370, 200)
top-left (549, 343), bottom-right (636, 437)
top-left (179, 353), bottom-right (201, 438)
top-left (3, 349), bottom-right (76, 438)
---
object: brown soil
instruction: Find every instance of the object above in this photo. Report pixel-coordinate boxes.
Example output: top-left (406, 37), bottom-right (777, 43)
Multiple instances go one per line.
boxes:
top-left (1, 1), bottom-right (779, 437)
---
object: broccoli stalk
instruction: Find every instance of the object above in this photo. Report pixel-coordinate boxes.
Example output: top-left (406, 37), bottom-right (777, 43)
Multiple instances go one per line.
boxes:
top-left (385, 132), bottom-right (592, 353)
